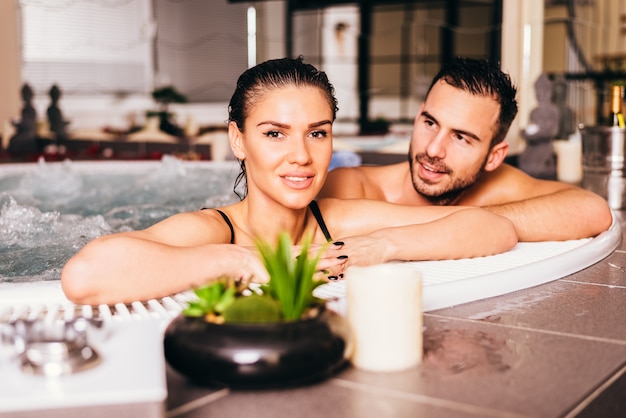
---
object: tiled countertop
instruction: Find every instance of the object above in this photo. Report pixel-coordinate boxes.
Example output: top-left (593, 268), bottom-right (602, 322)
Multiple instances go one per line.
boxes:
top-left (166, 213), bottom-right (626, 418)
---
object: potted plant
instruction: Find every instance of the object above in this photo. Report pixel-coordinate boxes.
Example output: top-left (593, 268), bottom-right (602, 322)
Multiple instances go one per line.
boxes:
top-left (163, 232), bottom-right (353, 388)
top-left (147, 85), bottom-right (187, 137)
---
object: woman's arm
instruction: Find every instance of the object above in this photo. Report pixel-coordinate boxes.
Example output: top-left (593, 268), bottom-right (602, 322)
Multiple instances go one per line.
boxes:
top-left (316, 199), bottom-right (518, 272)
top-left (61, 211), bottom-right (269, 305)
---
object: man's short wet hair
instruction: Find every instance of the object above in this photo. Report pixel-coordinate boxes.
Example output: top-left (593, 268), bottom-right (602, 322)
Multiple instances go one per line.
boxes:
top-left (426, 57), bottom-right (518, 147)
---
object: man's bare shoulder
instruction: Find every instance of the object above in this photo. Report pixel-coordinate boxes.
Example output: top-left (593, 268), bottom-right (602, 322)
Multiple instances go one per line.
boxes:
top-left (458, 163), bottom-right (573, 206)
top-left (320, 163), bottom-right (407, 200)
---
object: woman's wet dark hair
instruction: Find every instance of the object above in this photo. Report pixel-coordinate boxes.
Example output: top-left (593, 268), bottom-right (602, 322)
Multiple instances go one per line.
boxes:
top-left (426, 57), bottom-right (518, 148)
top-left (228, 57), bottom-right (338, 199)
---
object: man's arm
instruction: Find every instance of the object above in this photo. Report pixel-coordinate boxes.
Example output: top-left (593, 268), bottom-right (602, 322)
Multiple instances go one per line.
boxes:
top-left (315, 199), bottom-right (518, 274)
top-left (322, 163), bottom-right (613, 241)
top-left (484, 187), bottom-right (612, 241)
top-left (463, 165), bottom-right (613, 241)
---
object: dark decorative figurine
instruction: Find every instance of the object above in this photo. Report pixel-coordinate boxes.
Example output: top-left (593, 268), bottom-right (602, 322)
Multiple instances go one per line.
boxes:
top-left (551, 75), bottom-right (576, 140)
top-left (149, 86), bottom-right (186, 137)
top-left (8, 83), bottom-right (39, 155)
top-left (518, 74), bottom-right (559, 180)
top-left (47, 84), bottom-right (70, 144)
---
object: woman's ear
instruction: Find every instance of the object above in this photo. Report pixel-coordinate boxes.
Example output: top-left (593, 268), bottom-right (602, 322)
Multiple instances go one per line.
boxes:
top-left (228, 121), bottom-right (246, 160)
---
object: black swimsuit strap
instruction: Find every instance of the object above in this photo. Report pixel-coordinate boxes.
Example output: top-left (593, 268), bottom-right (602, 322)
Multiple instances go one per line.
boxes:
top-left (308, 200), bottom-right (333, 242)
top-left (214, 209), bottom-right (235, 244)
top-left (211, 203), bottom-right (329, 244)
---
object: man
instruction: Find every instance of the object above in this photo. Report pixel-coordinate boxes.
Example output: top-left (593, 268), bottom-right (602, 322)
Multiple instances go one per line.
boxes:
top-left (320, 57), bottom-right (612, 241)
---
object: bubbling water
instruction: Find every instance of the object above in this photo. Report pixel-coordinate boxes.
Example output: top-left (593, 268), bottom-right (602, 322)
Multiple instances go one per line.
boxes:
top-left (0, 156), bottom-right (240, 282)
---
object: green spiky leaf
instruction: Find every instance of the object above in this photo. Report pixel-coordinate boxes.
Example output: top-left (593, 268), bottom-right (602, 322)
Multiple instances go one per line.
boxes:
top-left (256, 232), bottom-right (326, 321)
top-left (183, 232), bottom-right (326, 323)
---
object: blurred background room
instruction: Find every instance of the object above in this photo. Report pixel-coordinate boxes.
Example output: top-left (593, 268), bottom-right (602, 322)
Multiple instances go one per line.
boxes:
top-left (0, 0), bottom-right (624, 166)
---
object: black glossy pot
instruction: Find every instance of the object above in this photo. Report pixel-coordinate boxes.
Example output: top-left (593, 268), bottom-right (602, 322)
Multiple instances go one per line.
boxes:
top-left (163, 307), bottom-right (353, 388)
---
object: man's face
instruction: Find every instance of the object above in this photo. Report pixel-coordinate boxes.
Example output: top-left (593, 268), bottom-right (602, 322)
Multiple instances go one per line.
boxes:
top-left (408, 80), bottom-right (502, 205)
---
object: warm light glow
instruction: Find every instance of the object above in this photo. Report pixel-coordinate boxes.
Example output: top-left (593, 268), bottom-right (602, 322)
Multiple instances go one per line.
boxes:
top-left (247, 6), bottom-right (256, 68)
top-left (522, 23), bottom-right (532, 85)
top-left (233, 351), bottom-right (261, 364)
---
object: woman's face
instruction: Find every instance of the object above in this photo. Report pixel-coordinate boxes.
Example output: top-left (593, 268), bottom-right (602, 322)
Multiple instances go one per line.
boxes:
top-left (231, 85), bottom-right (334, 210)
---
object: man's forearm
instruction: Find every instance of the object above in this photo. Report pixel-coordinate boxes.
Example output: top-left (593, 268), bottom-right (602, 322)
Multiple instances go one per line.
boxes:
top-left (369, 208), bottom-right (518, 261)
top-left (485, 188), bottom-right (612, 241)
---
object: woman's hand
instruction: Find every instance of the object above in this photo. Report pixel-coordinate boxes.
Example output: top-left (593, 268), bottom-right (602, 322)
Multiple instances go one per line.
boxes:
top-left (291, 242), bottom-right (350, 281)
top-left (313, 236), bottom-right (392, 280)
top-left (218, 245), bottom-right (270, 284)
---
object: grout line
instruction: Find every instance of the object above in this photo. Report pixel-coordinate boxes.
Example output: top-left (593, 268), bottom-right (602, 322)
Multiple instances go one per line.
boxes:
top-left (560, 279), bottom-right (626, 289)
top-left (166, 388), bottom-right (230, 418)
top-left (425, 313), bottom-right (626, 346)
top-left (562, 362), bottom-right (626, 418)
top-left (329, 378), bottom-right (533, 418)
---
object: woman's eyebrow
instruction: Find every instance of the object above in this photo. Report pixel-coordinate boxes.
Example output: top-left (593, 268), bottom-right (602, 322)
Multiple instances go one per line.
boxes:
top-left (309, 119), bottom-right (332, 128)
top-left (256, 120), bottom-right (332, 129)
top-left (257, 120), bottom-right (289, 128)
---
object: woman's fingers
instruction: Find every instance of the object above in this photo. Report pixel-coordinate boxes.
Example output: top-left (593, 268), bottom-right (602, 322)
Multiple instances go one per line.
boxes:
top-left (226, 245), bottom-right (270, 284)
top-left (316, 245), bottom-right (350, 279)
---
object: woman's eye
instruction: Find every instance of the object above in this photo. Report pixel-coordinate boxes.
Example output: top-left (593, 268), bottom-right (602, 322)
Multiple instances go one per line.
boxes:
top-left (309, 130), bottom-right (328, 139)
top-left (264, 130), bottom-right (284, 139)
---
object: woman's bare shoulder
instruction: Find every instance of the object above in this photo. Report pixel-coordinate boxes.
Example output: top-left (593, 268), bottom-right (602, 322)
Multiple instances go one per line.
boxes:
top-left (138, 208), bottom-right (234, 246)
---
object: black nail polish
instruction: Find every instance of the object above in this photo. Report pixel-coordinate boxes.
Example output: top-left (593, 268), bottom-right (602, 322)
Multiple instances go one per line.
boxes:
top-left (328, 275), bottom-right (338, 281)
top-left (339, 273), bottom-right (344, 279)
top-left (337, 255), bottom-right (349, 260)
top-left (332, 241), bottom-right (344, 246)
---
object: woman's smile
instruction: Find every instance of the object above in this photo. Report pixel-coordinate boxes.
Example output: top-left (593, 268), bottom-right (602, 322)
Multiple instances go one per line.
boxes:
top-left (281, 173), bottom-right (315, 189)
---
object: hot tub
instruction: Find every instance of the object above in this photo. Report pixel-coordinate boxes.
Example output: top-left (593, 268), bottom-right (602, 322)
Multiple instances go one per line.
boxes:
top-left (0, 155), bottom-right (621, 313)
top-left (0, 155), bottom-right (621, 417)
top-left (0, 156), bottom-right (243, 417)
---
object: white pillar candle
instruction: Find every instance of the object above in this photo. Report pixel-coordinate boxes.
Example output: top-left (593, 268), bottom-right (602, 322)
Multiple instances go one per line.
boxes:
top-left (345, 264), bottom-right (423, 372)
top-left (554, 139), bottom-right (582, 184)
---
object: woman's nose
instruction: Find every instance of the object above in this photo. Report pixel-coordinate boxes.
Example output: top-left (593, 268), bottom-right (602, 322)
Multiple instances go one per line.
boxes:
top-left (288, 138), bottom-right (313, 164)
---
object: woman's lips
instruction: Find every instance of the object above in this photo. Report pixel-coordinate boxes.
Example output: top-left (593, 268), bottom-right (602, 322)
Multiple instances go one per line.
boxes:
top-left (281, 174), bottom-right (314, 189)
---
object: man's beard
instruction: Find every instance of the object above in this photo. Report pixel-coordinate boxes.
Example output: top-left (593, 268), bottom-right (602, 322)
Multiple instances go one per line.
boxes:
top-left (408, 150), bottom-right (487, 206)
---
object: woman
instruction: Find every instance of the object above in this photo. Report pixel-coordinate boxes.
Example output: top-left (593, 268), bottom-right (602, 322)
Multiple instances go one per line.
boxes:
top-left (61, 57), bottom-right (517, 305)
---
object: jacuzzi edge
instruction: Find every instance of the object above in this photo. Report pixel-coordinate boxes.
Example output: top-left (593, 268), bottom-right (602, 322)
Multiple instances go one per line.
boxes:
top-left (422, 211), bottom-right (623, 312)
top-left (0, 158), bottom-right (239, 174)
top-left (2, 209), bottom-right (621, 315)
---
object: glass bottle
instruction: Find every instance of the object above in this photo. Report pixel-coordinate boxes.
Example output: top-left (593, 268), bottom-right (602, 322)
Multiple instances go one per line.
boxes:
top-left (608, 84), bottom-right (625, 128)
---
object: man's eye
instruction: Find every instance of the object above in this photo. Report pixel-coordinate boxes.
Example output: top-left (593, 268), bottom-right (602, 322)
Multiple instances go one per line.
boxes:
top-left (455, 133), bottom-right (469, 143)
